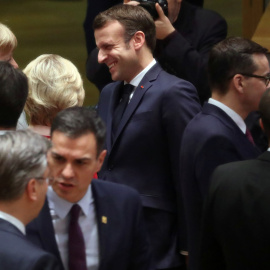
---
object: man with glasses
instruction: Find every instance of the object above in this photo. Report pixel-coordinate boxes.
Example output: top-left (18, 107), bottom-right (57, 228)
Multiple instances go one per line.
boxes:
top-left (180, 37), bottom-right (269, 270)
top-left (0, 130), bottom-right (61, 270)
top-left (200, 88), bottom-right (270, 269)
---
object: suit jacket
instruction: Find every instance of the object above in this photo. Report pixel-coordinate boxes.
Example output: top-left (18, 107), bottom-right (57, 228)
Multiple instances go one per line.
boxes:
top-left (201, 151), bottom-right (270, 270)
top-left (180, 102), bottom-right (261, 270)
top-left (0, 218), bottom-right (60, 270)
top-left (26, 180), bottom-right (153, 270)
top-left (86, 1), bottom-right (227, 103)
top-left (97, 63), bottom-right (201, 268)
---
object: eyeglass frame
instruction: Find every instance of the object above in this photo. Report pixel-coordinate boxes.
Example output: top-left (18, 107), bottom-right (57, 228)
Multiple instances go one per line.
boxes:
top-left (240, 73), bottom-right (270, 87)
top-left (34, 177), bottom-right (52, 184)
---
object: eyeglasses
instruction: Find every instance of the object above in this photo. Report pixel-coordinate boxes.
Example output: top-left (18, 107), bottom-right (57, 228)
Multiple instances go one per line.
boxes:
top-left (35, 177), bottom-right (52, 184)
top-left (240, 73), bottom-right (270, 87)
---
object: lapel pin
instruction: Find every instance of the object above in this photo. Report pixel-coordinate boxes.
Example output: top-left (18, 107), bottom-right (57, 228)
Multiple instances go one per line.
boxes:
top-left (102, 216), bottom-right (107, 224)
top-left (140, 85), bottom-right (144, 89)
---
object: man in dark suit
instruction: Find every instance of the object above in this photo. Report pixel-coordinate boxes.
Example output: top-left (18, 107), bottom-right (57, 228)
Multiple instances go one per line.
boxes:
top-left (180, 37), bottom-right (270, 270)
top-left (200, 87), bottom-right (270, 270)
top-left (86, 0), bottom-right (227, 103)
top-left (0, 130), bottom-right (60, 270)
top-left (94, 5), bottom-right (201, 270)
top-left (26, 107), bottom-right (153, 270)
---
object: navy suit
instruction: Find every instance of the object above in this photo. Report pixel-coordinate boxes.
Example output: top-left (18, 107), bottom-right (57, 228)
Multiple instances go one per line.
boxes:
top-left (0, 218), bottom-right (60, 270)
top-left (86, 1), bottom-right (227, 103)
top-left (26, 180), bottom-right (153, 270)
top-left (180, 102), bottom-right (261, 270)
top-left (201, 151), bottom-right (270, 270)
top-left (97, 63), bottom-right (201, 269)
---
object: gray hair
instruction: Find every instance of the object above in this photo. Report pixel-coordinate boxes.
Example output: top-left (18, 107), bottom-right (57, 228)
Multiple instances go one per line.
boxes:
top-left (0, 130), bottom-right (51, 201)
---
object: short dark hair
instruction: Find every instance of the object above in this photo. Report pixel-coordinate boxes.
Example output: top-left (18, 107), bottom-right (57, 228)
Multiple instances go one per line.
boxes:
top-left (0, 61), bottom-right (28, 128)
top-left (51, 106), bottom-right (106, 156)
top-left (93, 4), bottom-right (156, 53)
top-left (259, 88), bottom-right (270, 138)
top-left (208, 37), bottom-right (269, 94)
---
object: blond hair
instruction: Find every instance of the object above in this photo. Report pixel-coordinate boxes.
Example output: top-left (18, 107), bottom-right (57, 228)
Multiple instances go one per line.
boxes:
top-left (0, 23), bottom-right (17, 53)
top-left (24, 54), bottom-right (85, 126)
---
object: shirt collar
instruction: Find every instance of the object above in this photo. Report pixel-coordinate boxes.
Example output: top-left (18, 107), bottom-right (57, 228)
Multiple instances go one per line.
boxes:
top-left (127, 59), bottom-right (156, 87)
top-left (208, 98), bottom-right (246, 134)
top-left (47, 185), bottom-right (93, 219)
top-left (0, 211), bottom-right (25, 235)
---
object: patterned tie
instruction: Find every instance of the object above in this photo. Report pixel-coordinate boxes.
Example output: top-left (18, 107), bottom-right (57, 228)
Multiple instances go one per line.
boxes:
top-left (112, 83), bottom-right (134, 141)
top-left (246, 128), bottom-right (255, 146)
top-left (68, 204), bottom-right (87, 270)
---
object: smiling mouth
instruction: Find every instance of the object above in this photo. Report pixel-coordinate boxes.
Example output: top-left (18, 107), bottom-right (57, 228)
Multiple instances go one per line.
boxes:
top-left (108, 62), bottom-right (116, 70)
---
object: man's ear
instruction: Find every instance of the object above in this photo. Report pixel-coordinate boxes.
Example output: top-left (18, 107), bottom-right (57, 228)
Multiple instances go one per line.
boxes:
top-left (232, 74), bottom-right (245, 94)
top-left (96, 150), bottom-right (107, 173)
top-left (259, 118), bottom-right (264, 131)
top-left (132, 31), bottom-right (145, 51)
top-left (26, 179), bottom-right (38, 202)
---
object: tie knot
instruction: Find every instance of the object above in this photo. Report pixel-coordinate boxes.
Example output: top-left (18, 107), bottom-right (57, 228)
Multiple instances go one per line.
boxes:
top-left (122, 84), bottom-right (134, 97)
top-left (69, 204), bottom-right (81, 221)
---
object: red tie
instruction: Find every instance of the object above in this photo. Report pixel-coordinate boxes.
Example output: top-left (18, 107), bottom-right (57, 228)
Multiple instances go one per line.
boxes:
top-left (246, 128), bottom-right (255, 146)
top-left (68, 204), bottom-right (87, 270)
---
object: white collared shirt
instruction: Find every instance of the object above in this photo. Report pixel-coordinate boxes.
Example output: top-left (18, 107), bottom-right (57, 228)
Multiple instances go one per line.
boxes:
top-left (208, 98), bottom-right (247, 134)
top-left (47, 186), bottom-right (99, 270)
top-left (0, 210), bottom-right (25, 235)
top-left (126, 59), bottom-right (157, 101)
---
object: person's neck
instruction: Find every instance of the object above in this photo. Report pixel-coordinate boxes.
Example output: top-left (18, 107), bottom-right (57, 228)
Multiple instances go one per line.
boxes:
top-left (211, 92), bottom-right (248, 120)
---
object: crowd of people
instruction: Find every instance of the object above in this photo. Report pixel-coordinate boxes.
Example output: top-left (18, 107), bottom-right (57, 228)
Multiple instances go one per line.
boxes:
top-left (0, 1), bottom-right (270, 270)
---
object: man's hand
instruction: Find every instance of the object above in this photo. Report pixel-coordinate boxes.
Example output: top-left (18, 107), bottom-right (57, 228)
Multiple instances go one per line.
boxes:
top-left (155, 3), bottom-right (175, 40)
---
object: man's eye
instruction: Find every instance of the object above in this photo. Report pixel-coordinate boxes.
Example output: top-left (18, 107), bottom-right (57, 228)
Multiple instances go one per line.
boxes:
top-left (53, 155), bottom-right (64, 162)
top-left (75, 160), bottom-right (87, 165)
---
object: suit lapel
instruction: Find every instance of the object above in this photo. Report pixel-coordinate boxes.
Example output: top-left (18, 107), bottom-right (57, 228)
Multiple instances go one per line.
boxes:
top-left (112, 63), bottom-right (161, 148)
top-left (106, 81), bottom-right (123, 152)
top-left (33, 199), bottom-right (63, 264)
top-left (91, 180), bottom-right (111, 270)
top-left (203, 103), bottom-right (261, 156)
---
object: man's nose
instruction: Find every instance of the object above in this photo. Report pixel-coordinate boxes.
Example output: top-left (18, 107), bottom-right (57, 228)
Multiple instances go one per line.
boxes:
top-left (61, 163), bottom-right (75, 179)
top-left (98, 49), bottom-right (107, 63)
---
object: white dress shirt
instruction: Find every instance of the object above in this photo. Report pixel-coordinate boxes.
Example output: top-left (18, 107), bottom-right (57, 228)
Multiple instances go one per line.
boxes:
top-left (47, 186), bottom-right (99, 270)
top-left (208, 98), bottom-right (247, 133)
top-left (126, 59), bottom-right (157, 101)
top-left (0, 211), bottom-right (25, 235)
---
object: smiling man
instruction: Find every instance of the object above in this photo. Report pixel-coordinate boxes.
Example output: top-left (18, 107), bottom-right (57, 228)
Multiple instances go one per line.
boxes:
top-left (26, 106), bottom-right (153, 270)
top-left (94, 4), bottom-right (201, 270)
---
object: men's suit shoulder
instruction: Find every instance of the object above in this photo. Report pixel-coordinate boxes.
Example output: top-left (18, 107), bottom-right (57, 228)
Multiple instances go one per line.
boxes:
top-left (201, 152), bottom-right (270, 270)
top-left (180, 103), bottom-right (260, 270)
top-left (92, 179), bottom-right (154, 270)
top-left (0, 219), bottom-right (60, 270)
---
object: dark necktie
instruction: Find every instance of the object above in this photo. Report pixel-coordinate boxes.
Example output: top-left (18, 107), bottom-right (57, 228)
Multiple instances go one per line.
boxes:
top-left (68, 204), bottom-right (87, 270)
top-left (112, 83), bottom-right (134, 140)
top-left (246, 128), bottom-right (255, 146)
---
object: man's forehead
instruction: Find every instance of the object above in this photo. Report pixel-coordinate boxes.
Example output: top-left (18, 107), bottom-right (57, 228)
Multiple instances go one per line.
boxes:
top-left (50, 131), bottom-right (98, 156)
